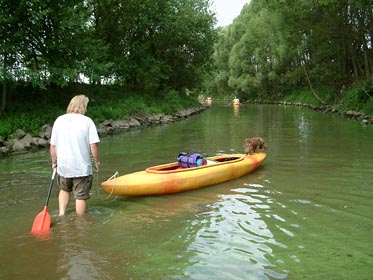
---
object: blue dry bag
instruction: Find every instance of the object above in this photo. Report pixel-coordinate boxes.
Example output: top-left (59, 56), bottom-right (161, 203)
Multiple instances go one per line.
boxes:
top-left (177, 152), bottom-right (206, 168)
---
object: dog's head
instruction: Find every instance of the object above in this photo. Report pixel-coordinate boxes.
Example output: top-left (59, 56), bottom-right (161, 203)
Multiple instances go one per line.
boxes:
top-left (253, 137), bottom-right (264, 147)
top-left (260, 143), bottom-right (267, 150)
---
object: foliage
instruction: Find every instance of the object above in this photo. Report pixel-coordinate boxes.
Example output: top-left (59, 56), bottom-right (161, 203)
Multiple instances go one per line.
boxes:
top-left (94, 0), bottom-right (216, 91)
top-left (0, 88), bottom-right (200, 140)
top-left (0, 110), bottom-right (61, 140)
top-left (361, 98), bottom-right (373, 115)
top-left (338, 80), bottom-right (373, 113)
top-left (0, 0), bottom-right (216, 94)
top-left (209, 0), bottom-right (373, 105)
top-left (0, 0), bottom-right (96, 88)
top-left (283, 87), bottom-right (335, 105)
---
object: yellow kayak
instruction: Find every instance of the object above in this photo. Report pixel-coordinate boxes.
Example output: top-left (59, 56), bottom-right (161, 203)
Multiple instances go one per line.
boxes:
top-left (101, 153), bottom-right (266, 196)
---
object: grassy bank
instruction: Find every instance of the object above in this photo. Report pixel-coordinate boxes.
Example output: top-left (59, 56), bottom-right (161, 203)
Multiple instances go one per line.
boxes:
top-left (239, 80), bottom-right (373, 116)
top-left (0, 87), bottom-right (199, 141)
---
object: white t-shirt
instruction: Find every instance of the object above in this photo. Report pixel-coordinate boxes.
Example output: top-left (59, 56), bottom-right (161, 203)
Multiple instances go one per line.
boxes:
top-left (50, 113), bottom-right (100, 178)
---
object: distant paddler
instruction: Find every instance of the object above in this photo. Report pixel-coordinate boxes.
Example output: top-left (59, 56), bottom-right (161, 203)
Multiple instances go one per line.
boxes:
top-left (232, 96), bottom-right (241, 105)
top-left (205, 97), bottom-right (212, 105)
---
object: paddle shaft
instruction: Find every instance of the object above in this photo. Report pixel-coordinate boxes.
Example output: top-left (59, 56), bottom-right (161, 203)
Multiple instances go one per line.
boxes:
top-left (45, 168), bottom-right (57, 206)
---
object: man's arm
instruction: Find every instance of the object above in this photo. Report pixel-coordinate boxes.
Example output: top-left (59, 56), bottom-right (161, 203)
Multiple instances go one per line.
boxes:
top-left (90, 143), bottom-right (100, 172)
top-left (50, 144), bottom-right (57, 169)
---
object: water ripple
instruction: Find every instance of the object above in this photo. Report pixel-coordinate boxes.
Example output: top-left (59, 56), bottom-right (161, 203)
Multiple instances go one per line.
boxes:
top-left (185, 190), bottom-right (288, 279)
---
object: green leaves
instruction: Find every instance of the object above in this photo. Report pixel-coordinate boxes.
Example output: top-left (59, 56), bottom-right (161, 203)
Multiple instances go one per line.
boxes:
top-left (1, 0), bottom-right (216, 93)
top-left (211, 0), bottom-right (373, 102)
top-left (0, 0), bottom-right (92, 86)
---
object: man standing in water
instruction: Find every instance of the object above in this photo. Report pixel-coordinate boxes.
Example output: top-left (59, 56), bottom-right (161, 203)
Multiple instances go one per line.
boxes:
top-left (50, 95), bottom-right (100, 216)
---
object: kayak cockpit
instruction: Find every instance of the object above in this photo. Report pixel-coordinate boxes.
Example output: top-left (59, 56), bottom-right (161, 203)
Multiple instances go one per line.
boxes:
top-left (146, 154), bottom-right (244, 174)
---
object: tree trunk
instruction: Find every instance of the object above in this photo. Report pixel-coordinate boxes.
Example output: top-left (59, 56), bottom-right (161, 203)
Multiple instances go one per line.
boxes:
top-left (350, 44), bottom-right (360, 81)
top-left (1, 84), bottom-right (6, 114)
top-left (364, 48), bottom-right (370, 79)
top-left (367, 17), bottom-right (373, 81)
top-left (302, 65), bottom-right (326, 105)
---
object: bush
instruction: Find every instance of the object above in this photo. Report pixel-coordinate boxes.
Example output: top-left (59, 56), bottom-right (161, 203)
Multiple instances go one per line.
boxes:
top-left (338, 80), bottom-right (372, 111)
top-left (0, 109), bottom-right (64, 140)
top-left (284, 86), bottom-right (334, 105)
top-left (361, 97), bottom-right (373, 115)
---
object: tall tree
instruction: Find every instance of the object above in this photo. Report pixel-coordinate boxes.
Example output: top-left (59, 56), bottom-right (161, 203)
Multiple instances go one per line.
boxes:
top-left (0, 0), bottom-right (95, 87)
top-left (93, 0), bottom-right (216, 92)
top-left (1, 0), bottom-right (217, 102)
top-left (211, 0), bottom-right (373, 102)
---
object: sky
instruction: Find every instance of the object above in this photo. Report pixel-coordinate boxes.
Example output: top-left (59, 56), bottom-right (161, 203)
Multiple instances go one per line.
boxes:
top-left (212, 0), bottom-right (250, 27)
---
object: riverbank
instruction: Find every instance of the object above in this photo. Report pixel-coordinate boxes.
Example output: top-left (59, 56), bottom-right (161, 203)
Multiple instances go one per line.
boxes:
top-left (0, 105), bottom-right (207, 157)
top-left (2, 96), bottom-right (372, 157)
top-left (247, 100), bottom-right (373, 125)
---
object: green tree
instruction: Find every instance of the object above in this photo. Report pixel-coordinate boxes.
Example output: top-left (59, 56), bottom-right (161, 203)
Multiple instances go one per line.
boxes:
top-left (93, 0), bottom-right (216, 92)
top-left (211, 0), bottom-right (373, 103)
top-left (0, 0), bottom-right (95, 87)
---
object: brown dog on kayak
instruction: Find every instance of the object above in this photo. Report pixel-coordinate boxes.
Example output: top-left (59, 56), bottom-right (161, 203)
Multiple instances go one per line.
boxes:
top-left (243, 137), bottom-right (267, 154)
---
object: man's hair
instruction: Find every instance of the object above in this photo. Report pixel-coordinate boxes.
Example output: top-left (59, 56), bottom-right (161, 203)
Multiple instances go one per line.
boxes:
top-left (66, 95), bottom-right (89, 114)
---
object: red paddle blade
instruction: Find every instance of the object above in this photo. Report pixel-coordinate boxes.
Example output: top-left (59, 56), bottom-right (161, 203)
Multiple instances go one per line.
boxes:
top-left (30, 206), bottom-right (51, 235)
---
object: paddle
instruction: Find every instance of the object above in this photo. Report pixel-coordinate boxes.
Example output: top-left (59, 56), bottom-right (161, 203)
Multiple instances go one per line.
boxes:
top-left (30, 168), bottom-right (57, 236)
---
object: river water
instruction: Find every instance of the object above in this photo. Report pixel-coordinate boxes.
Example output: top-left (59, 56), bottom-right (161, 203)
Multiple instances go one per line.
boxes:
top-left (0, 104), bottom-right (372, 279)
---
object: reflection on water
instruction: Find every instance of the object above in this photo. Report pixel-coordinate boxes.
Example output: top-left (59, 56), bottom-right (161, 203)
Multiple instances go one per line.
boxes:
top-left (55, 214), bottom-right (111, 280)
top-left (0, 104), bottom-right (373, 279)
top-left (233, 104), bottom-right (240, 117)
top-left (185, 184), bottom-right (287, 279)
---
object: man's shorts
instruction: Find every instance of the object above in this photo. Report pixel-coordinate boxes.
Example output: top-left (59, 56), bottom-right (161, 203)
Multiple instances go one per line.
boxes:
top-left (57, 175), bottom-right (93, 200)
